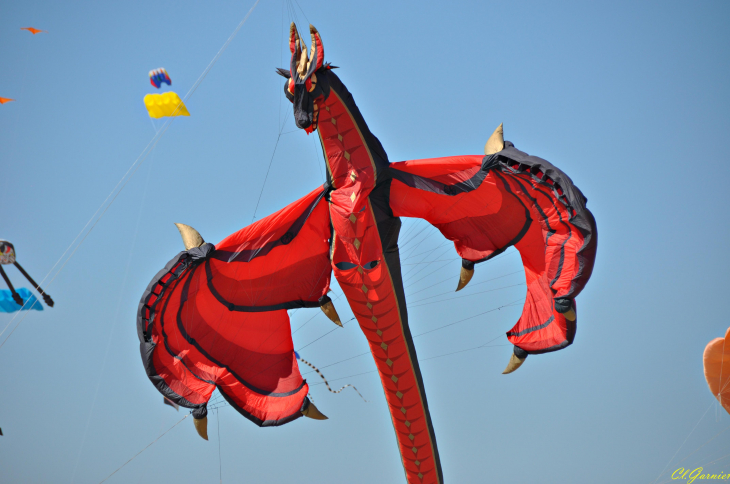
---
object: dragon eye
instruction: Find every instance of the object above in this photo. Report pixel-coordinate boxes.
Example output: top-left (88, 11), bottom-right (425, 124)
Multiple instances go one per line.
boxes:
top-left (335, 261), bottom-right (357, 270)
top-left (362, 260), bottom-right (380, 270)
top-left (307, 72), bottom-right (317, 92)
top-left (284, 80), bottom-right (294, 103)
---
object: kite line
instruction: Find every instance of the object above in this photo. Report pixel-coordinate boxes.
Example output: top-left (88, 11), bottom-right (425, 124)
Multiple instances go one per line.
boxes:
top-left (97, 414), bottom-right (189, 484)
top-left (0, 0), bottom-right (262, 352)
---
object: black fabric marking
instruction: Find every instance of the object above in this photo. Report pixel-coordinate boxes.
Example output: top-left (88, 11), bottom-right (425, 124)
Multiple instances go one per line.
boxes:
top-left (497, 171), bottom-right (555, 249)
top-left (389, 164), bottom-right (488, 196)
top-left (137, 252), bottom-right (189, 341)
top-left (507, 315), bottom-right (555, 337)
top-left (322, 71), bottom-right (391, 175)
top-left (527, 338), bottom-right (572, 355)
top-left (366, 180), bottom-right (445, 484)
top-left (512, 172), bottom-right (572, 291)
top-left (494, 143), bottom-right (597, 299)
top-left (137, 252), bottom-right (207, 412)
top-left (389, 158), bottom-right (532, 264)
top-left (513, 346), bottom-right (529, 359)
top-left (175, 268), bottom-right (307, 398)
top-left (204, 259), bottom-right (323, 312)
top-left (486, 171), bottom-right (534, 262)
top-left (160, 269), bottom-right (216, 385)
top-left (140, 340), bottom-right (204, 411)
top-left (212, 188), bottom-right (326, 264)
top-left (216, 386), bottom-right (304, 428)
top-left (389, 143), bottom-right (597, 300)
top-left (554, 297), bottom-right (572, 313)
top-left (192, 406), bottom-right (208, 419)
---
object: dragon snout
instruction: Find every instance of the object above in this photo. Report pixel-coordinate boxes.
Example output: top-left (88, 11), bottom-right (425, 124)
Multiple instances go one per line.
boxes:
top-left (293, 87), bottom-right (316, 131)
top-left (294, 110), bottom-right (313, 129)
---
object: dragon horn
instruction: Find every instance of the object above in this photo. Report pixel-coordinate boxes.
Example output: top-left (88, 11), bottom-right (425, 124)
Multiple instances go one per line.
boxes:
top-left (175, 223), bottom-right (204, 250)
top-left (297, 38), bottom-right (309, 79)
top-left (485, 123), bottom-right (504, 155)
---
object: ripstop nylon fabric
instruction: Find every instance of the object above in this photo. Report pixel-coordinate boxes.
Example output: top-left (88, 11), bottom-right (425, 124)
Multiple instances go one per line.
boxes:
top-left (138, 187), bottom-right (332, 425)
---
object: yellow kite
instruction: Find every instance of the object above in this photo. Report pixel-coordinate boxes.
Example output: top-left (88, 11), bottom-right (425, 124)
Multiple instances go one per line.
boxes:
top-left (143, 92), bottom-right (190, 119)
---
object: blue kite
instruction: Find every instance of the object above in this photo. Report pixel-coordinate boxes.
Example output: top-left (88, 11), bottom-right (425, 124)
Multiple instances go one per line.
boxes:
top-left (0, 288), bottom-right (42, 313)
top-left (149, 68), bottom-right (172, 89)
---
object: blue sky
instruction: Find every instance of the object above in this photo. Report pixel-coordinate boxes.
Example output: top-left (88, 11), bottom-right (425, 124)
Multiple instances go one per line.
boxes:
top-left (1, 0), bottom-right (729, 482)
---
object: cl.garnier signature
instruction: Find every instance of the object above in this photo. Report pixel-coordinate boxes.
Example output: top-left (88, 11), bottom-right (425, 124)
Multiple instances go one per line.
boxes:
top-left (673, 467), bottom-right (730, 482)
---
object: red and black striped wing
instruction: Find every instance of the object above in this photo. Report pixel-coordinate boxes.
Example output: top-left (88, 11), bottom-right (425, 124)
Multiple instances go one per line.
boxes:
top-left (137, 187), bottom-right (333, 425)
top-left (389, 143), bottom-right (597, 355)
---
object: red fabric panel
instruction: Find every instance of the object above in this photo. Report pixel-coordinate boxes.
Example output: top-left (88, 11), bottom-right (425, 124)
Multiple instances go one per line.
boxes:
top-left (391, 175), bottom-right (529, 261)
top-left (390, 156), bottom-right (587, 353)
top-left (331, 202), bottom-right (441, 484)
top-left (178, 266), bottom-right (304, 394)
top-left (318, 84), bottom-right (444, 482)
top-left (149, 264), bottom-right (308, 423)
top-left (212, 187), bottom-right (332, 308)
top-left (217, 188), bottom-right (324, 251)
top-left (151, 323), bottom-right (215, 406)
top-left (316, 90), bottom-right (378, 212)
top-left (208, 255), bottom-right (329, 308)
top-left (503, 172), bottom-right (585, 299)
top-left (507, 220), bottom-right (571, 352)
top-left (390, 155), bottom-right (482, 179)
top-left (146, 189), bottom-right (334, 424)
top-left (149, 274), bottom-right (217, 405)
top-left (528, 174), bottom-right (583, 298)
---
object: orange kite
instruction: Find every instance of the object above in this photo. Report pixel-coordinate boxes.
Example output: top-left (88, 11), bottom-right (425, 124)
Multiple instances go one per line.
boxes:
top-left (704, 327), bottom-right (730, 415)
top-left (21, 27), bottom-right (47, 35)
top-left (0, 98), bottom-right (15, 105)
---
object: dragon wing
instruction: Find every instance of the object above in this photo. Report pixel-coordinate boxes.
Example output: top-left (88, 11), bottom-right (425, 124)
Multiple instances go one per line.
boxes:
top-left (138, 187), bottom-right (333, 427)
top-left (388, 142), bottom-right (597, 363)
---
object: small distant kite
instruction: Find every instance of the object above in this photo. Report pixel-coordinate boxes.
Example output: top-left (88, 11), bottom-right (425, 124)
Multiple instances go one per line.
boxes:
top-left (704, 327), bottom-right (730, 415)
top-left (143, 92), bottom-right (190, 119)
top-left (149, 68), bottom-right (172, 89)
top-left (0, 288), bottom-right (42, 313)
top-left (20, 27), bottom-right (47, 35)
top-left (0, 240), bottom-right (53, 312)
top-left (0, 98), bottom-right (15, 105)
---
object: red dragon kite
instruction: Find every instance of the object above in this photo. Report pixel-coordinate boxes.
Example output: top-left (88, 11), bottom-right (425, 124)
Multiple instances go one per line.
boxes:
top-left (137, 24), bottom-right (597, 484)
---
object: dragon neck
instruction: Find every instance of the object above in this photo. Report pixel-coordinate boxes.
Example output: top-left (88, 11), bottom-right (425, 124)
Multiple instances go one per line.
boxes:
top-left (315, 71), bottom-right (445, 484)
top-left (316, 72), bottom-right (389, 211)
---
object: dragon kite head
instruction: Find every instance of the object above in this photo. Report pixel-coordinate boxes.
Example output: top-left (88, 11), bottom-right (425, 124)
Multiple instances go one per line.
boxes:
top-left (276, 23), bottom-right (333, 134)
